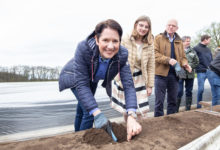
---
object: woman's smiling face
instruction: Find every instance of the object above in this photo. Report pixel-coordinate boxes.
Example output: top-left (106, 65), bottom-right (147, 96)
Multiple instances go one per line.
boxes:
top-left (95, 27), bottom-right (120, 59)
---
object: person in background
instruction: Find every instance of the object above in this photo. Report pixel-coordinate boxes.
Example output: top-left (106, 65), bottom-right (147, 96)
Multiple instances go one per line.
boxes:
top-left (176, 36), bottom-right (199, 112)
top-left (213, 45), bottom-right (220, 58)
top-left (59, 19), bottom-right (141, 141)
top-left (154, 19), bottom-right (192, 117)
top-left (193, 35), bottom-right (213, 108)
top-left (207, 49), bottom-right (220, 105)
top-left (111, 15), bottom-right (155, 120)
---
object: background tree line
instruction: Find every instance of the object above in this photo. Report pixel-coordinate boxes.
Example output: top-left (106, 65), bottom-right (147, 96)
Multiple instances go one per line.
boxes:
top-left (0, 65), bottom-right (62, 82)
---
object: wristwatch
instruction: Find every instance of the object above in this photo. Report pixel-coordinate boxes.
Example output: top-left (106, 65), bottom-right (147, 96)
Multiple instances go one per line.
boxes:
top-left (127, 111), bottom-right (137, 119)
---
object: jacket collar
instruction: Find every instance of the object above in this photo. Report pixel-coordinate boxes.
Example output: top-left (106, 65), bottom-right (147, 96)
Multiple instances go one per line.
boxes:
top-left (199, 43), bottom-right (207, 47)
top-left (129, 34), bottom-right (149, 48)
top-left (185, 47), bottom-right (193, 54)
top-left (162, 31), bottom-right (181, 42)
top-left (87, 31), bottom-right (96, 49)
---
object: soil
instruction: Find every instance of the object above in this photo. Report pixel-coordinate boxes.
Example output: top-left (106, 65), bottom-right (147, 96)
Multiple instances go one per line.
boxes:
top-left (1, 106), bottom-right (220, 150)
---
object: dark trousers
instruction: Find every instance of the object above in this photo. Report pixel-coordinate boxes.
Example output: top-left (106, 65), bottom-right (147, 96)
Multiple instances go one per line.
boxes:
top-left (72, 89), bottom-right (94, 131)
top-left (154, 73), bottom-right (179, 117)
top-left (71, 82), bottom-right (98, 131)
top-left (177, 78), bottom-right (194, 98)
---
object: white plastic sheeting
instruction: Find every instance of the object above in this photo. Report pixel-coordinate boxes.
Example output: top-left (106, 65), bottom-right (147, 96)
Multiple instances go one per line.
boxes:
top-left (179, 125), bottom-right (220, 150)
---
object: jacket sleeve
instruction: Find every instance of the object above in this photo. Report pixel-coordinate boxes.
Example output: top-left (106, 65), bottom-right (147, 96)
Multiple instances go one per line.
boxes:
top-left (120, 51), bottom-right (137, 110)
top-left (74, 42), bottom-right (98, 113)
top-left (146, 44), bottom-right (155, 87)
top-left (154, 36), bottom-right (170, 64)
top-left (180, 44), bottom-right (188, 66)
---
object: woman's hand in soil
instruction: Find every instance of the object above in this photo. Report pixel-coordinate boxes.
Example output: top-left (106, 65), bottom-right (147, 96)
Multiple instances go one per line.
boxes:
top-left (127, 116), bottom-right (142, 141)
top-left (94, 112), bottom-right (118, 142)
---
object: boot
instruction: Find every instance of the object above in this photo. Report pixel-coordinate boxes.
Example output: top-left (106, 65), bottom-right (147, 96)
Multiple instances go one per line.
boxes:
top-left (185, 97), bottom-right (192, 111)
top-left (176, 98), bottom-right (181, 112)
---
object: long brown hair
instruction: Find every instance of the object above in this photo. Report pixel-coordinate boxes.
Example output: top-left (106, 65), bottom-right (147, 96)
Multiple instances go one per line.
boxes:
top-left (131, 15), bottom-right (153, 44)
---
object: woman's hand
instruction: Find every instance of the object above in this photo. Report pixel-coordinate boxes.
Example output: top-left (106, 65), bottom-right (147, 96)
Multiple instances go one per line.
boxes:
top-left (146, 87), bottom-right (152, 96)
top-left (127, 115), bottom-right (142, 141)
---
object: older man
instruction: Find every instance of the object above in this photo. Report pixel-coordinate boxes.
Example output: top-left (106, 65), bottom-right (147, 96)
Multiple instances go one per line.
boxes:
top-left (154, 19), bottom-right (191, 117)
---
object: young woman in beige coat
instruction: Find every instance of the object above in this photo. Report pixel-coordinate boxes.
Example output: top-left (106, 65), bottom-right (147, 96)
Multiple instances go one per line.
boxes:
top-left (111, 15), bottom-right (155, 120)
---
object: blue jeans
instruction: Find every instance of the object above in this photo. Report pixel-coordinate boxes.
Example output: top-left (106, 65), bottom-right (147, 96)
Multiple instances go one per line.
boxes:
top-left (71, 82), bottom-right (97, 131)
top-left (177, 78), bottom-right (194, 99)
top-left (207, 70), bottom-right (220, 105)
top-left (154, 73), bottom-right (179, 117)
top-left (197, 72), bottom-right (211, 108)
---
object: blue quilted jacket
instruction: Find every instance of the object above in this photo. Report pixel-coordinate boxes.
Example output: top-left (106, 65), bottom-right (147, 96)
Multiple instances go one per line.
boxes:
top-left (59, 31), bottom-right (137, 112)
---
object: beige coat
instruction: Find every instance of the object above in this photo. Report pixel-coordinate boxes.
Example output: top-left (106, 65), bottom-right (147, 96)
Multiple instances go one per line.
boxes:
top-left (120, 34), bottom-right (155, 88)
top-left (154, 31), bottom-right (188, 76)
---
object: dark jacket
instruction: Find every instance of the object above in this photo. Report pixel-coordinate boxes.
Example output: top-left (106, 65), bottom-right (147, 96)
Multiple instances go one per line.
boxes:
top-left (59, 32), bottom-right (137, 112)
top-left (193, 43), bottom-right (213, 73)
top-left (210, 51), bottom-right (220, 76)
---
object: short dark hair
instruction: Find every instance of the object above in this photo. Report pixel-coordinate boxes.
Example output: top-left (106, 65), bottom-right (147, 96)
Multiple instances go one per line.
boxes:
top-left (201, 34), bottom-right (211, 42)
top-left (181, 36), bottom-right (191, 42)
top-left (95, 19), bottom-right (123, 41)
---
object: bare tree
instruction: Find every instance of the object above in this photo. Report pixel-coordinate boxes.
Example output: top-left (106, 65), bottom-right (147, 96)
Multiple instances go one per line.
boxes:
top-left (0, 65), bottom-right (61, 82)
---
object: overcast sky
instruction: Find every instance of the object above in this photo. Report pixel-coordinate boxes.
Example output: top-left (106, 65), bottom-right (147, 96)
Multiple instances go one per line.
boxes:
top-left (0, 0), bottom-right (219, 67)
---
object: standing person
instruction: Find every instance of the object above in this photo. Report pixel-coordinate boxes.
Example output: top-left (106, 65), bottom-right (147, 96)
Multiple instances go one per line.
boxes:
top-left (207, 51), bottom-right (220, 105)
top-left (176, 36), bottom-right (199, 112)
top-left (111, 15), bottom-right (155, 120)
top-left (154, 19), bottom-right (192, 117)
top-left (59, 19), bottom-right (141, 141)
top-left (193, 35), bottom-right (213, 108)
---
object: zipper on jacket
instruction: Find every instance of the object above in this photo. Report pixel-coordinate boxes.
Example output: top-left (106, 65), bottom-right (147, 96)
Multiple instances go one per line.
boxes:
top-left (91, 56), bottom-right (94, 82)
top-left (118, 60), bottom-right (120, 80)
top-left (91, 56), bottom-right (99, 82)
top-left (106, 60), bottom-right (118, 85)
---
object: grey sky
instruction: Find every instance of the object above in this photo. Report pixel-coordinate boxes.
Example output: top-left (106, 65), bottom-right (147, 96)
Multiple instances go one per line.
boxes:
top-left (0, 0), bottom-right (219, 67)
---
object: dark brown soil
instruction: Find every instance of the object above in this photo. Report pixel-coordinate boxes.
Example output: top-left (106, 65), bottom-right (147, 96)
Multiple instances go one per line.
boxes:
top-left (82, 123), bottom-right (127, 146)
top-left (1, 106), bottom-right (220, 150)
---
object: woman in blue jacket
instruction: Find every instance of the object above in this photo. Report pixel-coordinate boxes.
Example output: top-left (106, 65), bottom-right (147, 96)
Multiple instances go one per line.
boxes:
top-left (59, 19), bottom-right (141, 141)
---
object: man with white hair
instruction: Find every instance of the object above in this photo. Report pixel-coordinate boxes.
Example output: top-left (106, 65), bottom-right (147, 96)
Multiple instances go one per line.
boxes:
top-left (154, 19), bottom-right (192, 117)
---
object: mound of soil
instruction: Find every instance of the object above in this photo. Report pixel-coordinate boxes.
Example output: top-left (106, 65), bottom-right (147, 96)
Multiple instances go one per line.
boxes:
top-left (1, 106), bottom-right (220, 150)
top-left (82, 123), bottom-right (127, 145)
